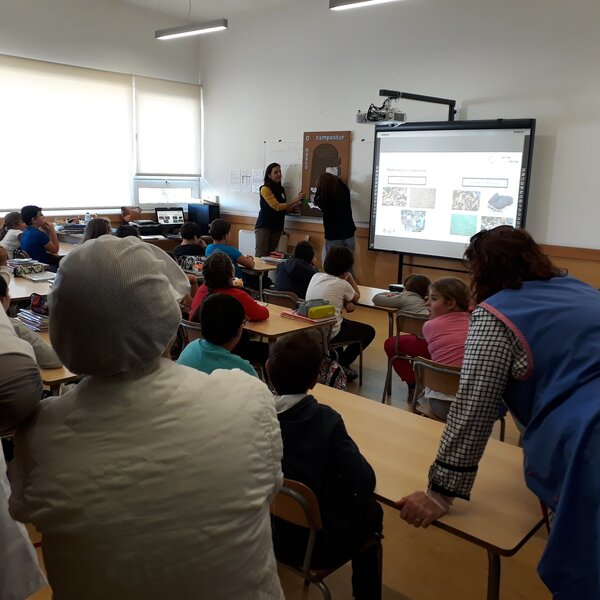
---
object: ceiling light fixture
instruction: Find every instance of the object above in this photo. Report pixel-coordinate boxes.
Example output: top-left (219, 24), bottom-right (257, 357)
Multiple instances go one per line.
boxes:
top-left (155, 18), bottom-right (228, 40)
top-left (329, 0), bottom-right (401, 10)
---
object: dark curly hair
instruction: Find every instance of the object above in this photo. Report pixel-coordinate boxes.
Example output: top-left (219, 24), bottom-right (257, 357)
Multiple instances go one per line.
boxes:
top-left (465, 226), bottom-right (564, 304)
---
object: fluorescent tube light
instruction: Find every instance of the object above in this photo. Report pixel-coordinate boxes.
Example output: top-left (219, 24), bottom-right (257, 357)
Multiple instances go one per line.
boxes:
top-left (155, 18), bottom-right (228, 40)
top-left (329, 0), bottom-right (401, 10)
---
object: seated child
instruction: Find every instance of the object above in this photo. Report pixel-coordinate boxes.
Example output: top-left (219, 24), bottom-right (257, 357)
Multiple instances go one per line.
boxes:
top-left (384, 277), bottom-right (471, 409)
top-left (0, 211), bottom-right (26, 256)
top-left (274, 240), bottom-right (317, 299)
top-left (372, 273), bottom-right (431, 314)
top-left (19, 205), bottom-right (60, 265)
top-left (205, 219), bottom-right (254, 279)
top-left (174, 222), bottom-right (207, 262)
top-left (267, 332), bottom-right (383, 600)
top-left (177, 293), bottom-right (256, 377)
top-left (305, 246), bottom-right (375, 381)
top-left (189, 252), bottom-right (269, 366)
top-left (83, 218), bottom-right (112, 242)
top-left (0, 272), bottom-right (61, 369)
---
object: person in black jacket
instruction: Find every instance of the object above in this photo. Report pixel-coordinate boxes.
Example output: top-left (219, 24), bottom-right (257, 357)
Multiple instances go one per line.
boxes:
top-left (274, 240), bottom-right (317, 299)
top-left (314, 172), bottom-right (357, 259)
top-left (267, 332), bottom-right (383, 600)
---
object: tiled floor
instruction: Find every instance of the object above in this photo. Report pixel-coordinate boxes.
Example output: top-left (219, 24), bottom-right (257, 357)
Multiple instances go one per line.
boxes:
top-left (26, 305), bottom-right (550, 599)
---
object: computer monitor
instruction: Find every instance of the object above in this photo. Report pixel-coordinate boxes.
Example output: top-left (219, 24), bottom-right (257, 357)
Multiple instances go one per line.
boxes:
top-left (187, 203), bottom-right (220, 236)
top-left (155, 207), bottom-right (185, 226)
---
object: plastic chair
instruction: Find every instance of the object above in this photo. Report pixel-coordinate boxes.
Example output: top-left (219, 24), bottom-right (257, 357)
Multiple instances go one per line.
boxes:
top-left (381, 312), bottom-right (429, 403)
top-left (271, 478), bottom-right (382, 600)
top-left (413, 357), bottom-right (506, 441)
top-left (262, 289), bottom-right (300, 309)
top-left (179, 318), bottom-right (203, 345)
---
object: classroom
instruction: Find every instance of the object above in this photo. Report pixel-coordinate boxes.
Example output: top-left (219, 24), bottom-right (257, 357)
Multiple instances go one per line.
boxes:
top-left (1, 1), bottom-right (600, 599)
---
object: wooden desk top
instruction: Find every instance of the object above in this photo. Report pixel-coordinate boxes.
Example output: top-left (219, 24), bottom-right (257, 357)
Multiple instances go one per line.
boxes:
top-left (244, 304), bottom-right (331, 339)
top-left (9, 277), bottom-right (52, 302)
top-left (243, 257), bottom-right (278, 273)
top-left (356, 284), bottom-right (398, 312)
top-left (38, 332), bottom-right (79, 388)
top-left (315, 384), bottom-right (543, 555)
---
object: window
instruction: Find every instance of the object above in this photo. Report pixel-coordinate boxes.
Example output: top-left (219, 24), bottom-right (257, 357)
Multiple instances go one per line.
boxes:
top-left (134, 76), bottom-right (201, 176)
top-left (0, 55), bottom-right (202, 213)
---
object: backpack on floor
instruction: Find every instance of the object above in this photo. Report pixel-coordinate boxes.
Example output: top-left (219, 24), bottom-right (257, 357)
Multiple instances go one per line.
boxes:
top-left (318, 355), bottom-right (347, 390)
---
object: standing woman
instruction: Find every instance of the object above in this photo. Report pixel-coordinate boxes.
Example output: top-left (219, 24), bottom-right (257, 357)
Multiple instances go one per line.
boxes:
top-left (255, 163), bottom-right (304, 257)
top-left (397, 226), bottom-right (600, 598)
top-left (314, 172), bottom-right (356, 257)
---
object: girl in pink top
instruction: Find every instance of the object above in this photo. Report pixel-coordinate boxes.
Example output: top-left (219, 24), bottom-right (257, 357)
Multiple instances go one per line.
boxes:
top-left (422, 278), bottom-right (471, 366)
top-left (420, 278), bottom-right (471, 418)
top-left (384, 277), bottom-right (471, 406)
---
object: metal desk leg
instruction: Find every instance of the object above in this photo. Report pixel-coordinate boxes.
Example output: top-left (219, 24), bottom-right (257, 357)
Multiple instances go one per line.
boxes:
top-left (386, 312), bottom-right (394, 395)
top-left (258, 272), bottom-right (264, 301)
top-left (487, 550), bottom-right (501, 600)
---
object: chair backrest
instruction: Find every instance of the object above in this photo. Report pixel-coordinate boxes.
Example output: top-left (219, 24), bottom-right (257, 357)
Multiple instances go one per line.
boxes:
top-left (263, 289), bottom-right (300, 309)
top-left (396, 311), bottom-right (429, 337)
top-left (413, 357), bottom-right (461, 396)
top-left (271, 479), bottom-right (322, 530)
top-left (179, 318), bottom-right (203, 347)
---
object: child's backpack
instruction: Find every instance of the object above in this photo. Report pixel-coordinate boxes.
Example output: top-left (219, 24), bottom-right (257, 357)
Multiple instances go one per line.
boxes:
top-left (318, 354), bottom-right (347, 390)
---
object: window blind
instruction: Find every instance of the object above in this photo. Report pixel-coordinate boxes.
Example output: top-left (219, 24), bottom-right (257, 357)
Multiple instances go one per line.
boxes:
top-left (0, 55), bottom-right (133, 210)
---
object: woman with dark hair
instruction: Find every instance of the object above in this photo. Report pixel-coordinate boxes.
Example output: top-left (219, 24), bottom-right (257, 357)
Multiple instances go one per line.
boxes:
top-left (254, 163), bottom-right (305, 257)
top-left (314, 172), bottom-right (356, 258)
top-left (397, 226), bottom-right (600, 599)
top-left (82, 218), bottom-right (112, 242)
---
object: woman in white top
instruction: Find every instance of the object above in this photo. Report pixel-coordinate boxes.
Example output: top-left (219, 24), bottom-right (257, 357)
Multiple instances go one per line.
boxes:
top-left (9, 236), bottom-right (284, 600)
top-left (0, 211), bottom-right (26, 255)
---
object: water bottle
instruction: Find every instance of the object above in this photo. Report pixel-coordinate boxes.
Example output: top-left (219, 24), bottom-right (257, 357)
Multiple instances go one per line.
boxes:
top-left (84, 212), bottom-right (91, 223)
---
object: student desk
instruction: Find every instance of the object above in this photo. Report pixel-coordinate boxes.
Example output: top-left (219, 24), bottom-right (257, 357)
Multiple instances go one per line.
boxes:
top-left (356, 285), bottom-right (400, 338)
top-left (244, 303), bottom-right (332, 342)
top-left (8, 277), bottom-right (53, 302)
top-left (315, 384), bottom-right (543, 600)
top-left (38, 332), bottom-right (80, 394)
top-left (241, 257), bottom-right (277, 301)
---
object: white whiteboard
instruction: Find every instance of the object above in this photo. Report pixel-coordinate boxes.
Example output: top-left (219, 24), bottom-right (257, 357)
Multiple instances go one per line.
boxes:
top-left (264, 140), bottom-right (303, 193)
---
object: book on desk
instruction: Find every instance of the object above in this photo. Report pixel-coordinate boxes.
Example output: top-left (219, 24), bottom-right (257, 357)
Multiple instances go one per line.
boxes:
top-left (280, 309), bottom-right (337, 325)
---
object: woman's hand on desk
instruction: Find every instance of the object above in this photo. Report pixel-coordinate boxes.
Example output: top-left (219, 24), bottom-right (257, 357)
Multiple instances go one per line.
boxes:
top-left (396, 491), bottom-right (448, 528)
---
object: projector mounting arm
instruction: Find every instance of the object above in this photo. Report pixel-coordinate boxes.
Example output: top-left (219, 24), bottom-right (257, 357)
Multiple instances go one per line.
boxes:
top-left (357, 89), bottom-right (457, 123)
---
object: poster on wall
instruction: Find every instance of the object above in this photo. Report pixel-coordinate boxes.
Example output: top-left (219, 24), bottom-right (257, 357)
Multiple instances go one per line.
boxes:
top-left (301, 131), bottom-right (351, 218)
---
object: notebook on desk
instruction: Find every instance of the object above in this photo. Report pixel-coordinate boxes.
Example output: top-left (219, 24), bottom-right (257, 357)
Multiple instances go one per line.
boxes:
top-left (21, 272), bottom-right (56, 282)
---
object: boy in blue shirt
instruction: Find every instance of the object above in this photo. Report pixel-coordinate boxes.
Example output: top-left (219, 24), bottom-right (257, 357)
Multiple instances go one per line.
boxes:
top-left (177, 293), bottom-right (256, 377)
top-left (205, 219), bottom-right (255, 279)
top-left (20, 205), bottom-right (60, 264)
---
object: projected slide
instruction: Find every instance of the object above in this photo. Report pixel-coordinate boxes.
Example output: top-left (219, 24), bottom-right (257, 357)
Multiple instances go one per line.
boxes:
top-left (369, 121), bottom-right (535, 259)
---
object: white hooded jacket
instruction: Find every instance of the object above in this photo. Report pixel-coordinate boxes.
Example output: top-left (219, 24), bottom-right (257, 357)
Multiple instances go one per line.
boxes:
top-left (9, 237), bottom-right (284, 600)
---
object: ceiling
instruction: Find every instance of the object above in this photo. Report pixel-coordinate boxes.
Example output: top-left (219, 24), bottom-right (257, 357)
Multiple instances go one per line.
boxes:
top-left (116, 0), bottom-right (304, 22)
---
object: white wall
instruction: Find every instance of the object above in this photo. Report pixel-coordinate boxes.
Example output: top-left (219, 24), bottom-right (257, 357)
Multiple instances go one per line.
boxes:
top-left (197, 0), bottom-right (600, 249)
top-left (0, 0), bottom-right (200, 83)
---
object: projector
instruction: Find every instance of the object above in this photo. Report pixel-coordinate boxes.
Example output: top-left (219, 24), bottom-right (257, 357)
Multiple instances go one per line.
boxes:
top-left (356, 107), bottom-right (407, 124)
